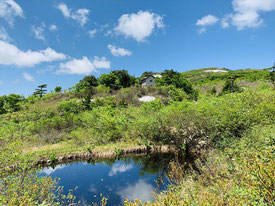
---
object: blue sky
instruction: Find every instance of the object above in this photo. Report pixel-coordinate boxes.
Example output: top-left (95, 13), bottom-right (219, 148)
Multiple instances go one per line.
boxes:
top-left (0, 0), bottom-right (275, 96)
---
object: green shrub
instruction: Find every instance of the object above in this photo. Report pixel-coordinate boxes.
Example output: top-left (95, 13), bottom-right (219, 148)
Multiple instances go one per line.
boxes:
top-left (57, 98), bottom-right (84, 114)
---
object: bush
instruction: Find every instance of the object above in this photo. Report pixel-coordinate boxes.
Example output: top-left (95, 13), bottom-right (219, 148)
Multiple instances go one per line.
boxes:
top-left (57, 98), bottom-right (84, 114)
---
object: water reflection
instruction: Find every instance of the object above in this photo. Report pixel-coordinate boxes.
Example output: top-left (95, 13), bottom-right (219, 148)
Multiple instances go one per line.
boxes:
top-left (109, 162), bottom-right (133, 176)
top-left (39, 153), bottom-right (175, 205)
top-left (117, 179), bottom-right (155, 203)
top-left (41, 164), bottom-right (65, 176)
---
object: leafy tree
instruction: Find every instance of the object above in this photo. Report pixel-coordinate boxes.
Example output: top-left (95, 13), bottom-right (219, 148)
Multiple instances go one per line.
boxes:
top-left (0, 94), bottom-right (24, 114)
top-left (81, 75), bottom-right (98, 87)
top-left (220, 73), bottom-right (243, 95)
top-left (155, 69), bottom-right (195, 96)
top-left (54, 86), bottom-right (62, 93)
top-left (220, 79), bottom-right (242, 95)
top-left (99, 73), bottom-right (121, 90)
top-left (34, 84), bottom-right (47, 97)
top-left (99, 70), bottom-right (135, 90)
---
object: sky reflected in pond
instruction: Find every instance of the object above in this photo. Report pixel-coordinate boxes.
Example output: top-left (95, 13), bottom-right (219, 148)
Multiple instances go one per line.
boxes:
top-left (39, 153), bottom-right (173, 205)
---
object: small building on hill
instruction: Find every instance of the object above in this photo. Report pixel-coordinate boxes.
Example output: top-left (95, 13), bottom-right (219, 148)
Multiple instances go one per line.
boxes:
top-left (141, 74), bottom-right (162, 87)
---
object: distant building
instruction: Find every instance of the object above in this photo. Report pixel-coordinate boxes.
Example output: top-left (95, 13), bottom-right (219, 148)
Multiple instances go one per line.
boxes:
top-left (141, 74), bottom-right (162, 87)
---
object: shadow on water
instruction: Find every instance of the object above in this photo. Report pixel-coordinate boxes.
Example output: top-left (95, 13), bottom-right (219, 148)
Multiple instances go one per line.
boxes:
top-left (39, 153), bottom-right (194, 205)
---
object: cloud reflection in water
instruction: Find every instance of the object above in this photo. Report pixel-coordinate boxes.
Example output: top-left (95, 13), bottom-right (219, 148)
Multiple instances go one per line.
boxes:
top-left (117, 179), bottom-right (155, 203)
top-left (108, 162), bottom-right (133, 176)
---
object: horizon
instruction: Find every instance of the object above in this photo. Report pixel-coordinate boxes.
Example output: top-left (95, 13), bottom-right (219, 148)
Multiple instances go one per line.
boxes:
top-left (0, 0), bottom-right (275, 96)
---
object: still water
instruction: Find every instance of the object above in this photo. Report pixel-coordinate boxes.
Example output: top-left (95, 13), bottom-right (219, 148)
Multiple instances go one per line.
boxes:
top-left (39, 153), bottom-right (174, 205)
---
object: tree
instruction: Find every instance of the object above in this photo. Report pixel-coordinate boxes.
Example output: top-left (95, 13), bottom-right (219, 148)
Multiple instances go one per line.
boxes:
top-left (34, 84), bottom-right (47, 98)
top-left (220, 74), bottom-right (243, 95)
top-left (99, 73), bottom-right (121, 90)
top-left (81, 75), bottom-right (98, 87)
top-left (99, 70), bottom-right (135, 90)
top-left (54, 86), bottom-right (62, 93)
top-left (155, 69), bottom-right (195, 95)
top-left (0, 94), bottom-right (24, 114)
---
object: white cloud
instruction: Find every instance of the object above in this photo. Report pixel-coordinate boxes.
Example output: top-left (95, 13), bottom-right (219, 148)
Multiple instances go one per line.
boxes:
top-left (225, 0), bottom-right (275, 30)
top-left (92, 56), bottom-right (110, 69)
top-left (0, 26), bottom-right (12, 42)
top-left (49, 24), bottom-right (58, 31)
top-left (114, 10), bottom-right (164, 42)
top-left (108, 163), bottom-right (133, 176)
top-left (196, 15), bottom-right (219, 26)
top-left (32, 23), bottom-right (46, 41)
top-left (88, 29), bottom-right (97, 39)
top-left (0, 80), bottom-right (3, 85)
top-left (57, 3), bottom-right (90, 26)
top-left (0, 40), bottom-right (66, 67)
top-left (196, 15), bottom-right (219, 34)
top-left (58, 56), bottom-right (110, 75)
top-left (59, 56), bottom-right (95, 75)
top-left (23, 72), bottom-right (35, 82)
top-left (107, 45), bottom-right (132, 57)
top-left (0, 0), bottom-right (23, 26)
top-left (198, 27), bottom-right (206, 34)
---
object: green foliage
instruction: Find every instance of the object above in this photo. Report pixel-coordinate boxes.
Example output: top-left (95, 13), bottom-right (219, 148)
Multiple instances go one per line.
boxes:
top-left (159, 85), bottom-right (189, 101)
top-left (0, 94), bottom-right (24, 114)
top-left (207, 86), bottom-right (217, 96)
top-left (74, 75), bottom-right (98, 101)
top-left (99, 70), bottom-right (135, 90)
top-left (99, 73), bottom-right (121, 90)
top-left (54, 86), bottom-right (62, 93)
top-left (220, 78), bottom-right (243, 95)
top-left (34, 84), bottom-right (47, 98)
top-left (57, 98), bottom-right (84, 114)
top-left (155, 69), bottom-right (197, 99)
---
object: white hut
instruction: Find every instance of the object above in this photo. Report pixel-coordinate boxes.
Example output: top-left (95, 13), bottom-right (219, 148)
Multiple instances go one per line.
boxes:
top-left (141, 74), bottom-right (162, 87)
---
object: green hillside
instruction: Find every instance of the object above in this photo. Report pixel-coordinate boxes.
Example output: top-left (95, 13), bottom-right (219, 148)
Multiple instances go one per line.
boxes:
top-left (0, 68), bottom-right (274, 205)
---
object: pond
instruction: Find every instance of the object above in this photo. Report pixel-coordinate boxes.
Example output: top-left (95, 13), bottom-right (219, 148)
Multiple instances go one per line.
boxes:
top-left (39, 153), bottom-right (175, 205)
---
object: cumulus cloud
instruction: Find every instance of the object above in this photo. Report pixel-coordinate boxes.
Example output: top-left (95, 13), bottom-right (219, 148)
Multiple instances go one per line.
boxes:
top-left (57, 3), bottom-right (90, 26)
top-left (23, 72), bottom-right (35, 82)
top-left (32, 23), bottom-right (46, 41)
top-left (226, 0), bottom-right (275, 30)
top-left (59, 56), bottom-right (95, 75)
top-left (222, 0), bottom-right (275, 30)
top-left (107, 44), bottom-right (132, 57)
top-left (88, 29), bottom-right (97, 39)
top-left (0, 0), bottom-right (23, 26)
top-left (49, 24), bottom-right (58, 31)
top-left (92, 56), bottom-right (110, 69)
top-left (114, 10), bottom-right (164, 42)
top-left (0, 40), bottom-right (66, 67)
top-left (58, 56), bottom-right (110, 75)
top-left (0, 26), bottom-right (12, 42)
top-left (196, 15), bottom-right (219, 26)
